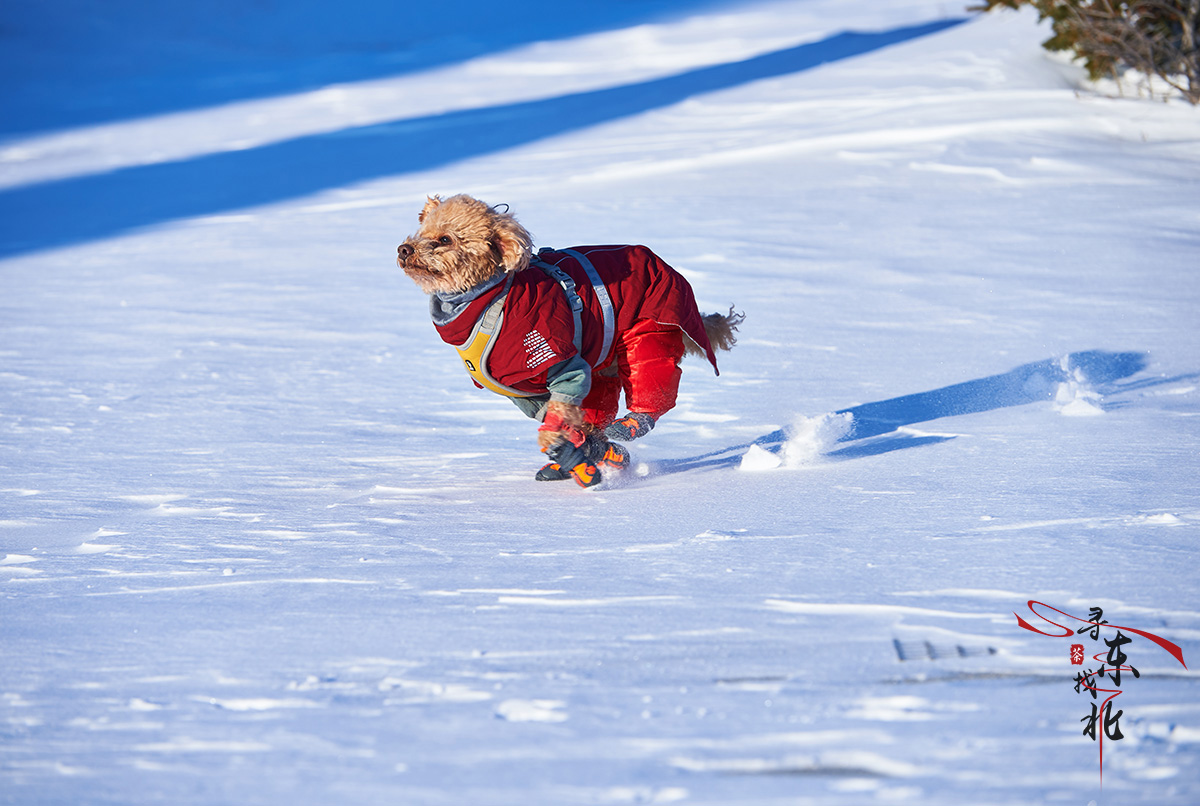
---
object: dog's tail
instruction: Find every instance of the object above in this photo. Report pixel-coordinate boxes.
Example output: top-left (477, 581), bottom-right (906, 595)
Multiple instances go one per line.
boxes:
top-left (686, 305), bottom-right (744, 358)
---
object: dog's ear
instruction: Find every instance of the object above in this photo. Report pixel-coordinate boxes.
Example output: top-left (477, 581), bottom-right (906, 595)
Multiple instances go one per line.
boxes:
top-left (490, 208), bottom-right (532, 274)
top-left (418, 195), bottom-right (442, 223)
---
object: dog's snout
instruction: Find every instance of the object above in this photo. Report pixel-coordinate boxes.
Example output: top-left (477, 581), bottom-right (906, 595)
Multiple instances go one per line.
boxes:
top-left (397, 243), bottom-right (414, 263)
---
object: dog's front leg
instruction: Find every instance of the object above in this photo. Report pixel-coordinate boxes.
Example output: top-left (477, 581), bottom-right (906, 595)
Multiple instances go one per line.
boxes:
top-left (537, 401), bottom-right (601, 487)
top-left (537, 400), bottom-right (586, 450)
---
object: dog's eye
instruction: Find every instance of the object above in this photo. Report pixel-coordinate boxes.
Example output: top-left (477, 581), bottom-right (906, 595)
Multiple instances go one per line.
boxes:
top-left (437, 236), bottom-right (453, 246)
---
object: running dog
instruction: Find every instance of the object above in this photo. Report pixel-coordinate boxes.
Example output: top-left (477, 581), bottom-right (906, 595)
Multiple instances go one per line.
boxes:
top-left (397, 194), bottom-right (741, 487)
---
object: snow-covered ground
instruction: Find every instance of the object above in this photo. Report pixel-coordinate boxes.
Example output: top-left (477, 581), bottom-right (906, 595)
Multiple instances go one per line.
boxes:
top-left (2, 1), bottom-right (1198, 804)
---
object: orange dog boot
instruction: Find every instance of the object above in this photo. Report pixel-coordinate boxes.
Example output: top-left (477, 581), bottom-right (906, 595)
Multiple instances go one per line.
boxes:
top-left (598, 441), bottom-right (630, 470)
top-left (604, 412), bottom-right (656, 441)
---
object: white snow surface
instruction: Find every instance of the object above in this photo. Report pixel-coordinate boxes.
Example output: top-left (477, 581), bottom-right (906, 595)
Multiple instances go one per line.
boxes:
top-left (2, 1), bottom-right (1199, 804)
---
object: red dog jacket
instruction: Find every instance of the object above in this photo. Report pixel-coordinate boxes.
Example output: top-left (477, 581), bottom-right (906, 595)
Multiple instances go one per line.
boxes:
top-left (431, 245), bottom-right (718, 426)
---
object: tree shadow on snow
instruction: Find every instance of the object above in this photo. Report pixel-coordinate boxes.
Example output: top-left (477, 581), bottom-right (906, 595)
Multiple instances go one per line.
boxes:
top-left (650, 350), bottom-right (1166, 476)
top-left (0, 18), bottom-right (966, 259)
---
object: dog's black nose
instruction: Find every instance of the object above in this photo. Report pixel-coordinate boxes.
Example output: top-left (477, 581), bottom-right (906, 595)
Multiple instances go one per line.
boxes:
top-left (397, 243), bottom-right (413, 262)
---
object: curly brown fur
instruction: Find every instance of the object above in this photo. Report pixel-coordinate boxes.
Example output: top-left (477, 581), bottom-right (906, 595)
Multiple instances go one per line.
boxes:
top-left (396, 194), bottom-right (532, 294)
top-left (536, 399), bottom-right (588, 451)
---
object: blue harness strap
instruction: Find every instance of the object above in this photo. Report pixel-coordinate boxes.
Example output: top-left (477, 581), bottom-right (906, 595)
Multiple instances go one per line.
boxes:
top-left (534, 248), bottom-right (616, 368)
top-left (532, 258), bottom-right (584, 358)
top-left (560, 248), bottom-right (616, 366)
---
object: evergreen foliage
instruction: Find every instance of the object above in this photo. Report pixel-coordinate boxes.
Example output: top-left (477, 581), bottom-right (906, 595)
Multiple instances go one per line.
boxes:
top-left (977, 0), bottom-right (1200, 102)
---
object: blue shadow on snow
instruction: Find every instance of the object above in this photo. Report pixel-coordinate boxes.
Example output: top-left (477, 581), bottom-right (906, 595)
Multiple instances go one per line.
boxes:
top-left (0, 0), bottom-right (736, 138)
top-left (0, 18), bottom-right (966, 260)
top-left (650, 350), bottom-right (1152, 475)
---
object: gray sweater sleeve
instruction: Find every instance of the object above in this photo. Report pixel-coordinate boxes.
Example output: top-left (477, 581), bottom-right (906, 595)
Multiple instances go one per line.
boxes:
top-left (545, 354), bottom-right (592, 406)
top-left (507, 353), bottom-right (592, 420)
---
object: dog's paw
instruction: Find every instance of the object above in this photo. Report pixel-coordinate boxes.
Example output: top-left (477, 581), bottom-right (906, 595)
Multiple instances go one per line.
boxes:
top-left (604, 412), bottom-right (656, 442)
top-left (542, 440), bottom-right (602, 488)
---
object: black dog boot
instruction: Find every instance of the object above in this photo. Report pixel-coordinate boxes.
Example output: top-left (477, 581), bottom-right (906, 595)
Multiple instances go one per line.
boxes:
top-left (541, 439), bottom-right (602, 488)
top-left (536, 434), bottom-right (630, 484)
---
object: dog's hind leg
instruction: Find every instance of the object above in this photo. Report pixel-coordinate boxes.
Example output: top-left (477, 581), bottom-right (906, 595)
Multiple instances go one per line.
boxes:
top-left (615, 320), bottom-right (687, 423)
top-left (580, 366), bottom-right (622, 432)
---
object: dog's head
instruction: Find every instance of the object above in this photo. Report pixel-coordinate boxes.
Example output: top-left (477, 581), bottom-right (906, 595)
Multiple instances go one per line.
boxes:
top-left (396, 194), bottom-right (533, 294)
